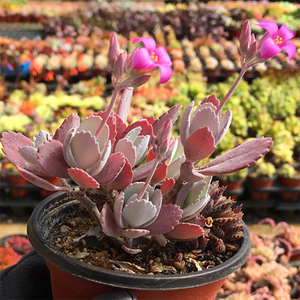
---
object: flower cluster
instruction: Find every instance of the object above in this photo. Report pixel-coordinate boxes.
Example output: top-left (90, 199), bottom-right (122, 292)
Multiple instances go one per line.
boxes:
top-left (1, 21), bottom-right (295, 253)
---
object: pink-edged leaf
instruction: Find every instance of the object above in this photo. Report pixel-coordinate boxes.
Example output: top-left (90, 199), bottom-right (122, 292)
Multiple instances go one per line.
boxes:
top-left (190, 107), bottom-right (219, 137)
top-left (132, 37), bottom-right (156, 51)
top-left (116, 87), bottom-right (134, 124)
top-left (18, 146), bottom-right (38, 165)
top-left (38, 140), bottom-right (70, 178)
top-left (184, 127), bottom-right (216, 163)
top-left (201, 94), bottom-right (220, 109)
top-left (122, 229), bottom-right (150, 239)
top-left (142, 189), bottom-right (162, 227)
top-left (175, 182), bottom-right (193, 208)
top-left (122, 199), bottom-right (157, 228)
top-left (180, 161), bottom-right (204, 183)
top-left (130, 75), bottom-right (151, 88)
top-left (156, 64), bottom-right (172, 84)
top-left (180, 101), bottom-right (193, 145)
top-left (88, 140), bottom-right (111, 176)
top-left (53, 114), bottom-right (80, 143)
top-left (100, 203), bottom-right (123, 237)
top-left (119, 119), bottom-right (153, 141)
top-left (114, 192), bottom-right (126, 228)
top-left (17, 166), bottom-right (64, 192)
top-left (68, 168), bottom-right (99, 189)
top-left (199, 137), bottom-right (273, 176)
top-left (152, 104), bottom-right (182, 136)
top-left (94, 152), bottom-right (126, 185)
top-left (69, 131), bottom-right (100, 170)
top-left (182, 195), bottom-right (209, 221)
top-left (115, 139), bottom-right (136, 167)
top-left (165, 223), bottom-right (204, 241)
top-left (215, 110), bottom-right (232, 145)
top-left (1, 132), bottom-right (44, 175)
top-left (160, 178), bottom-right (175, 196)
top-left (146, 204), bottom-right (183, 236)
top-left (108, 158), bottom-right (133, 190)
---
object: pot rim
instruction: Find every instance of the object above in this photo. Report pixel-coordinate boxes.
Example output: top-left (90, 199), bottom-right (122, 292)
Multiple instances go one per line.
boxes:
top-left (28, 191), bottom-right (250, 290)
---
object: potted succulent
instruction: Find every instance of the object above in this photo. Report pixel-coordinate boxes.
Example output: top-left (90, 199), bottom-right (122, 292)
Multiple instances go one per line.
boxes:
top-left (247, 160), bottom-right (277, 201)
top-left (217, 168), bottom-right (248, 200)
top-left (278, 163), bottom-right (300, 201)
top-left (3, 163), bottom-right (29, 198)
top-left (1, 20), bottom-right (296, 299)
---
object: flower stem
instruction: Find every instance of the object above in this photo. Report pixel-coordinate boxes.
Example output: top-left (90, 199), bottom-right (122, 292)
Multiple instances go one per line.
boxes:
top-left (215, 68), bottom-right (247, 115)
top-left (137, 158), bottom-right (160, 200)
top-left (95, 85), bottom-right (122, 138)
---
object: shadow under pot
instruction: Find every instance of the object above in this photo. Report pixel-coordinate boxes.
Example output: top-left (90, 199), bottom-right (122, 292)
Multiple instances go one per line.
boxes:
top-left (247, 175), bottom-right (276, 200)
top-left (27, 192), bottom-right (251, 300)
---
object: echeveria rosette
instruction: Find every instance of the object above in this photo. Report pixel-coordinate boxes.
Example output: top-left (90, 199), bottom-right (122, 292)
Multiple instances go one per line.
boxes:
top-left (180, 95), bottom-right (232, 164)
top-left (101, 182), bottom-right (183, 239)
top-left (132, 37), bottom-right (172, 84)
top-left (257, 21), bottom-right (296, 62)
top-left (165, 178), bottom-right (211, 241)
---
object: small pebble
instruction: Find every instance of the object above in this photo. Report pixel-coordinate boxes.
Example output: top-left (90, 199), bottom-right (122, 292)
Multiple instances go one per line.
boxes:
top-left (60, 225), bottom-right (69, 233)
top-left (75, 251), bottom-right (90, 259)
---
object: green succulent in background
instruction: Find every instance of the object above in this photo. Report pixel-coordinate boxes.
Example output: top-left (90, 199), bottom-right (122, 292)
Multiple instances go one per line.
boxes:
top-left (294, 134), bottom-right (300, 155)
top-left (168, 94), bottom-right (191, 110)
top-left (0, 114), bottom-right (31, 134)
top-left (241, 95), bottom-right (261, 116)
top-left (36, 106), bottom-right (54, 123)
top-left (188, 81), bottom-right (206, 99)
top-left (9, 90), bottom-right (26, 102)
top-left (3, 163), bottom-right (20, 176)
top-left (248, 109), bottom-right (272, 137)
top-left (218, 168), bottom-right (248, 183)
top-left (284, 116), bottom-right (300, 136)
top-left (81, 96), bottom-right (105, 110)
top-left (0, 143), bottom-right (5, 160)
top-left (272, 129), bottom-right (295, 165)
top-left (279, 163), bottom-right (299, 179)
top-left (251, 160), bottom-right (277, 179)
top-left (30, 94), bottom-right (59, 111)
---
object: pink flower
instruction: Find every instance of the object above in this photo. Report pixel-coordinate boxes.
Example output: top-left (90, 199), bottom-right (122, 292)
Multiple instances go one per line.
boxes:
top-left (257, 21), bottom-right (296, 62)
top-left (132, 37), bottom-right (172, 84)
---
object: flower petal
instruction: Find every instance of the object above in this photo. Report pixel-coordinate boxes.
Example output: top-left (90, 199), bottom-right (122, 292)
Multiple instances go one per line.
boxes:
top-left (68, 167), bottom-right (99, 189)
top-left (132, 37), bottom-right (156, 51)
top-left (277, 24), bottom-right (294, 42)
top-left (156, 64), bottom-right (172, 84)
top-left (257, 20), bottom-right (278, 38)
top-left (260, 37), bottom-right (281, 59)
top-left (132, 48), bottom-right (154, 70)
top-left (281, 42), bottom-right (297, 62)
top-left (155, 47), bottom-right (172, 66)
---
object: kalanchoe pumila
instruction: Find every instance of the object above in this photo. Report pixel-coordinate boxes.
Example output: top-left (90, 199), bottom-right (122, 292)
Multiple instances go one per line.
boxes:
top-left (0, 24), bottom-right (291, 255)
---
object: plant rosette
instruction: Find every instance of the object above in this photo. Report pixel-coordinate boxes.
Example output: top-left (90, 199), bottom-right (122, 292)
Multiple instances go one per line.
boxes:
top-left (278, 163), bottom-right (300, 201)
top-left (1, 21), bottom-right (296, 299)
top-left (0, 234), bottom-right (33, 255)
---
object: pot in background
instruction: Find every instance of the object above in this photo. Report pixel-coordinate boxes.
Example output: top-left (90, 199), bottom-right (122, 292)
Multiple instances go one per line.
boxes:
top-left (28, 192), bottom-right (250, 300)
top-left (278, 176), bottom-right (300, 201)
top-left (247, 176), bottom-right (275, 201)
top-left (6, 175), bottom-right (29, 197)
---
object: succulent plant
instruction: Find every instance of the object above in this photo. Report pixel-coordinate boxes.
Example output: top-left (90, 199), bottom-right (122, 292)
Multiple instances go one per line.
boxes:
top-left (250, 160), bottom-right (277, 179)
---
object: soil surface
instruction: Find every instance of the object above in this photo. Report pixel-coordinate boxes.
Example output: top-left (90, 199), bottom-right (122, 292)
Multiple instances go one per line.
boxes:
top-left (48, 210), bottom-right (237, 275)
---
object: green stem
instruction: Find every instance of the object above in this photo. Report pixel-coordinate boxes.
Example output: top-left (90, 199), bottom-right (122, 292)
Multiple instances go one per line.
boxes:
top-left (216, 68), bottom-right (247, 115)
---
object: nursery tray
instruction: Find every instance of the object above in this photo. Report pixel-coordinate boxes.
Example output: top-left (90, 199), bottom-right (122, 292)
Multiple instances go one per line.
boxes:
top-left (0, 23), bottom-right (45, 40)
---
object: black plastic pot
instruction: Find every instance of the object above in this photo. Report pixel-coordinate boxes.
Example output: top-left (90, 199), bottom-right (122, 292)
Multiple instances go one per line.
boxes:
top-left (27, 192), bottom-right (250, 300)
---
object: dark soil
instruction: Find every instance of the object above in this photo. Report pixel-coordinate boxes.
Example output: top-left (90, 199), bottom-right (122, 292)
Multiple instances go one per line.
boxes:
top-left (48, 210), bottom-right (236, 275)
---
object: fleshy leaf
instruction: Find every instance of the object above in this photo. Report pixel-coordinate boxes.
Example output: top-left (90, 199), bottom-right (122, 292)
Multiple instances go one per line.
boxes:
top-left (108, 158), bottom-right (133, 190)
top-left (114, 192), bottom-right (127, 228)
top-left (122, 229), bottom-right (150, 239)
top-left (165, 223), bottom-right (204, 241)
top-left (182, 195), bottom-right (209, 221)
top-left (101, 203), bottom-right (123, 237)
top-left (68, 168), bottom-right (99, 189)
top-left (184, 127), bottom-right (216, 163)
top-left (17, 166), bottom-right (64, 192)
top-left (180, 101), bottom-right (193, 145)
top-left (198, 137), bottom-right (273, 175)
top-left (115, 138), bottom-right (136, 167)
top-left (19, 146), bottom-right (38, 165)
top-left (53, 114), bottom-right (80, 143)
top-left (146, 204), bottom-right (183, 236)
top-left (38, 140), bottom-right (70, 178)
